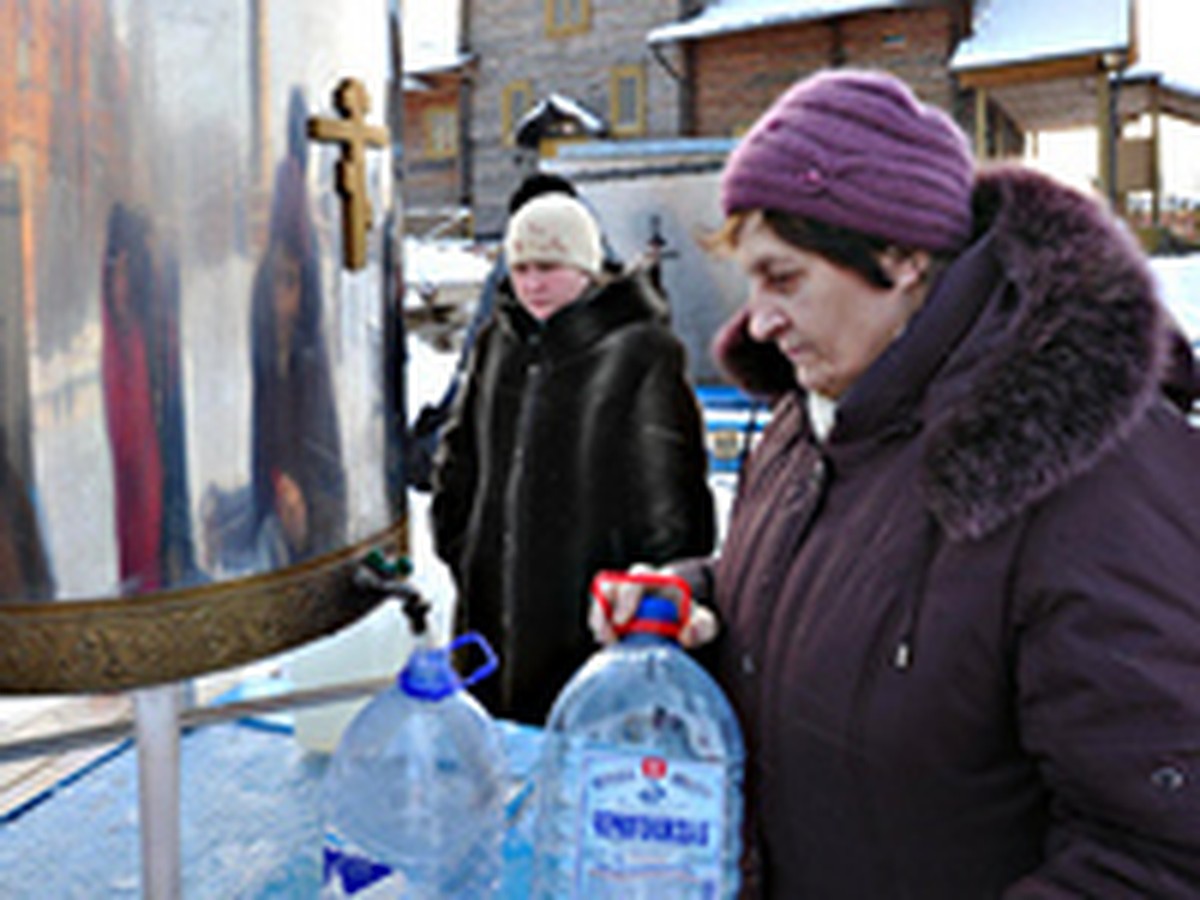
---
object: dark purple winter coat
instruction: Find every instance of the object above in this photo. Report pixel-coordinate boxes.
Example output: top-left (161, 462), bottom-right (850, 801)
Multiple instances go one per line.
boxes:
top-left (675, 166), bottom-right (1200, 897)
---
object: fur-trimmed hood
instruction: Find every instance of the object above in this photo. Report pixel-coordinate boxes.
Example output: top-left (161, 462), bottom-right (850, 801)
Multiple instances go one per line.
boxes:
top-left (714, 165), bottom-right (1190, 541)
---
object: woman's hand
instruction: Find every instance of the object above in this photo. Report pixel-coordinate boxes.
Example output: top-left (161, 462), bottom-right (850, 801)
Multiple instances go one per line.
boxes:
top-left (588, 563), bottom-right (719, 649)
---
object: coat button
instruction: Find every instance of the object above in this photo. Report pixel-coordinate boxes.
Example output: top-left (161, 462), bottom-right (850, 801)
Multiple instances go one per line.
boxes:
top-left (808, 457), bottom-right (827, 488)
top-left (741, 653), bottom-right (756, 676)
top-left (1150, 765), bottom-right (1187, 793)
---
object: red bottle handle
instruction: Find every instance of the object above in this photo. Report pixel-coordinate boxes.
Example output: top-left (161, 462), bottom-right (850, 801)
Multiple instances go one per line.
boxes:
top-left (590, 569), bottom-right (692, 639)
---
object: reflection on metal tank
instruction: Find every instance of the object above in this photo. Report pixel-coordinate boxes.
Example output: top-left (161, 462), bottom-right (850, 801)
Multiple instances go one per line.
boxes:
top-left (0, 0), bottom-right (407, 691)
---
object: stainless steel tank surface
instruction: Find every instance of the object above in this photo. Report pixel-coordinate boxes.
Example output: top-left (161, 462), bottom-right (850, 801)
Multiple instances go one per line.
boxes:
top-left (0, 0), bottom-right (407, 691)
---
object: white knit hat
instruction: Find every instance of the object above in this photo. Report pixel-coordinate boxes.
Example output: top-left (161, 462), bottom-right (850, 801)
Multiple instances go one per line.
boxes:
top-left (503, 194), bottom-right (602, 276)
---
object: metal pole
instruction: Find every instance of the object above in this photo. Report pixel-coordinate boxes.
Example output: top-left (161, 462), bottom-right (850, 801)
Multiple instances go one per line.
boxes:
top-left (1109, 71), bottom-right (1122, 209)
top-left (1151, 83), bottom-right (1162, 227)
top-left (134, 684), bottom-right (183, 900)
top-left (1097, 70), bottom-right (1113, 202)
top-left (974, 87), bottom-right (989, 161)
top-left (0, 675), bottom-right (394, 764)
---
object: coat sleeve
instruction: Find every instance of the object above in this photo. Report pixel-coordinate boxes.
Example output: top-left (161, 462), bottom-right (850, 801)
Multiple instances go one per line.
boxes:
top-left (621, 339), bottom-right (716, 565)
top-left (1003, 428), bottom-right (1200, 896)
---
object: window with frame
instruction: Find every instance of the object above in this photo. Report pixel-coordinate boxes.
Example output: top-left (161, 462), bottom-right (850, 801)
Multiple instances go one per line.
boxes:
top-left (423, 105), bottom-right (458, 159)
top-left (545, 0), bottom-right (590, 37)
top-left (502, 80), bottom-right (533, 147)
top-left (610, 65), bottom-right (645, 137)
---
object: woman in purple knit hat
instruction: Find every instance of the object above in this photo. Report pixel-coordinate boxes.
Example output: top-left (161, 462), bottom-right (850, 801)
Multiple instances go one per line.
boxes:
top-left (594, 68), bottom-right (1200, 897)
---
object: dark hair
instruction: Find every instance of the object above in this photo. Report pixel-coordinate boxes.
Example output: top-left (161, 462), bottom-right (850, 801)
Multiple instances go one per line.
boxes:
top-left (708, 210), bottom-right (898, 289)
top-left (507, 172), bottom-right (577, 215)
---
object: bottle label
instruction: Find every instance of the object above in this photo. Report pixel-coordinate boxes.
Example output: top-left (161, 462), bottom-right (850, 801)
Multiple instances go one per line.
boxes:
top-left (322, 831), bottom-right (406, 898)
top-left (575, 749), bottom-right (726, 895)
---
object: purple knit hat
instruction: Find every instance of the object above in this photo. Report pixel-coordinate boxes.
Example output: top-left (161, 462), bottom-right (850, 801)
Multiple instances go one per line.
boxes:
top-left (721, 69), bottom-right (976, 253)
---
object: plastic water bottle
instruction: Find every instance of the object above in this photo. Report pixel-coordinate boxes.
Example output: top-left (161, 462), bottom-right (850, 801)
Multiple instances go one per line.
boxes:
top-left (531, 571), bottom-right (745, 899)
top-left (321, 594), bottom-right (507, 899)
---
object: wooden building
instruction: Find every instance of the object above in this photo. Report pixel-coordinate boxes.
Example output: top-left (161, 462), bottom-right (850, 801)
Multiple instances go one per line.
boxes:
top-left (406, 0), bottom-right (1200, 241)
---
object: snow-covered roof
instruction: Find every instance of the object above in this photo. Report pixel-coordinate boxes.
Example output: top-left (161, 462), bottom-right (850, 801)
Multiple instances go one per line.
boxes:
top-left (403, 0), bottom-right (462, 74)
top-left (520, 94), bottom-right (607, 134)
top-left (515, 94), bottom-right (607, 146)
top-left (1120, 66), bottom-right (1200, 106)
top-left (951, 0), bottom-right (1130, 72)
top-left (405, 52), bottom-right (473, 78)
top-left (648, 0), bottom-right (907, 44)
top-left (1125, 0), bottom-right (1200, 96)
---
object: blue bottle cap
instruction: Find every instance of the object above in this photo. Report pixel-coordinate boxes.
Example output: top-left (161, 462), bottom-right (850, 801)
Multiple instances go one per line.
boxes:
top-left (398, 647), bottom-right (460, 702)
top-left (397, 631), bottom-right (500, 702)
top-left (635, 595), bottom-right (680, 625)
top-left (623, 594), bottom-right (684, 641)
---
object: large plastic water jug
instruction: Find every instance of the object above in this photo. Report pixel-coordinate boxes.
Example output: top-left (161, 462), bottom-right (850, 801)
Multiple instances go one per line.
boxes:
top-left (531, 571), bottom-right (745, 899)
top-left (321, 597), bottom-right (506, 898)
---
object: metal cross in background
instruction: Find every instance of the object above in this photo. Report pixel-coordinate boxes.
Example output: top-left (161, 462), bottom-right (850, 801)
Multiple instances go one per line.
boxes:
top-left (307, 78), bottom-right (389, 271)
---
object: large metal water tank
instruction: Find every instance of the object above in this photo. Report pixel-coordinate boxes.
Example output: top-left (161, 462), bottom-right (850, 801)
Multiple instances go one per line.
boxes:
top-left (0, 0), bottom-right (406, 692)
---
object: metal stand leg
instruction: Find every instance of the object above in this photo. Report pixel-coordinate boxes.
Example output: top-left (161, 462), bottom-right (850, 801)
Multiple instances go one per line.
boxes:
top-left (134, 684), bottom-right (183, 900)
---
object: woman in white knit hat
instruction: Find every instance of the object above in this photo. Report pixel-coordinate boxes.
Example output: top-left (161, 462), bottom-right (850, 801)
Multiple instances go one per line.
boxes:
top-left (430, 192), bottom-right (716, 724)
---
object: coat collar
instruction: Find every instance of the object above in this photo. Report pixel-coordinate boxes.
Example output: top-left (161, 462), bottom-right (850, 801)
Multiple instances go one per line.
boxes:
top-left (497, 269), bottom-right (666, 359)
top-left (919, 166), bottom-right (1165, 541)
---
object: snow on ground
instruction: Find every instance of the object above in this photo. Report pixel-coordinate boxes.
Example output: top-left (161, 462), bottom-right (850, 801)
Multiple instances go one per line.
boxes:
top-left (403, 238), bottom-right (492, 309)
top-left (405, 326), bottom-right (461, 410)
top-left (400, 240), bottom-right (485, 630)
top-left (402, 337), bottom-right (459, 628)
top-left (1150, 254), bottom-right (1200, 341)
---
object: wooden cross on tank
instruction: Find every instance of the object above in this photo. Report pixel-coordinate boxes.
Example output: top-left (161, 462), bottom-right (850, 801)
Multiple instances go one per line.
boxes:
top-left (307, 78), bottom-right (389, 271)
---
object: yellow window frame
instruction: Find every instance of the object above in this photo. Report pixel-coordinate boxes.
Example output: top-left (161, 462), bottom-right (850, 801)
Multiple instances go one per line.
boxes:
top-left (423, 105), bottom-right (459, 160)
top-left (610, 64), bottom-right (646, 136)
top-left (545, 0), bottom-right (591, 37)
top-left (501, 80), bottom-right (533, 147)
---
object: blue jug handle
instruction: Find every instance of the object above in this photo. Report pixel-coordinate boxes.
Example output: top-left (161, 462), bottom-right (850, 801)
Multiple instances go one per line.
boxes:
top-left (447, 631), bottom-right (499, 689)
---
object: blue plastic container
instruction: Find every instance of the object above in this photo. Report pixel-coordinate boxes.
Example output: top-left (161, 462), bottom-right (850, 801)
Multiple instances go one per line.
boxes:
top-left (321, 630), bottom-right (507, 898)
